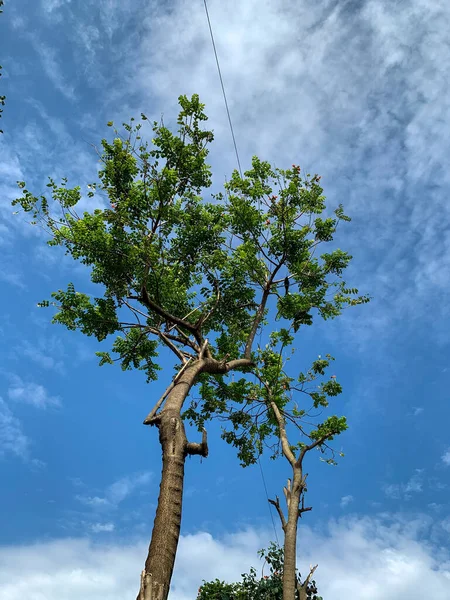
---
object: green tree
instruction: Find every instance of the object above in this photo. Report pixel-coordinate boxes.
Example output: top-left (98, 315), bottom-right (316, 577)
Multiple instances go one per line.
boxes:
top-left (197, 542), bottom-right (323, 600)
top-left (13, 94), bottom-right (368, 600)
top-left (186, 338), bottom-right (348, 600)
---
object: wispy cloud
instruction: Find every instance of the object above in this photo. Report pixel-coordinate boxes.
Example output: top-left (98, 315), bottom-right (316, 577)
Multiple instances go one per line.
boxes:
top-left (76, 472), bottom-right (152, 509)
top-left (384, 469), bottom-right (424, 500)
top-left (12, 337), bottom-right (65, 373)
top-left (8, 376), bottom-right (61, 409)
top-left (91, 522), bottom-right (115, 533)
top-left (441, 449), bottom-right (450, 466)
top-left (29, 35), bottom-right (75, 100)
top-left (340, 495), bottom-right (354, 508)
top-left (0, 397), bottom-right (30, 460)
top-left (412, 407), bottom-right (424, 417)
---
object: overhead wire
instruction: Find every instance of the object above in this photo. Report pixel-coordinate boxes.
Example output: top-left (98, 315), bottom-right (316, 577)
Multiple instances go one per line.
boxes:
top-left (203, 0), bottom-right (279, 546)
top-left (203, 0), bottom-right (243, 180)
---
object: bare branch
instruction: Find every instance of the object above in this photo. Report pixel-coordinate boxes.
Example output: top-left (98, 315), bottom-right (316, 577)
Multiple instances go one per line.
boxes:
top-left (283, 478), bottom-right (292, 509)
top-left (244, 263), bottom-right (282, 359)
top-left (296, 564), bottom-right (318, 600)
top-left (296, 431), bottom-right (337, 468)
top-left (268, 495), bottom-right (287, 532)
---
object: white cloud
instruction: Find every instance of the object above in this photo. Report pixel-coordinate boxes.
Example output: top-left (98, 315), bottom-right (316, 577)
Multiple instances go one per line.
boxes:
top-left (76, 496), bottom-right (111, 508)
top-left (7, 376), bottom-right (61, 409)
top-left (0, 397), bottom-right (30, 459)
top-left (412, 407), bottom-right (424, 416)
top-left (384, 470), bottom-right (424, 500)
top-left (28, 35), bottom-right (75, 100)
top-left (404, 470), bottom-right (424, 495)
top-left (91, 522), bottom-right (115, 533)
top-left (441, 449), bottom-right (450, 466)
top-left (107, 472), bottom-right (152, 505)
top-left (0, 515), bottom-right (450, 599)
top-left (340, 495), bottom-right (354, 508)
top-left (76, 472), bottom-right (152, 509)
top-left (383, 484), bottom-right (401, 500)
top-left (41, 0), bottom-right (72, 15)
top-left (12, 337), bottom-right (65, 373)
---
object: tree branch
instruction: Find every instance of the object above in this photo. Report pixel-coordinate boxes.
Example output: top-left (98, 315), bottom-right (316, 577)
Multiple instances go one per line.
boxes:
top-left (268, 495), bottom-right (287, 532)
top-left (186, 428), bottom-right (208, 457)
top-left (143, 359), bottom-right (193, 424)
top-left (244, 263), bottom-right (282, 359)
top-left (296, 431), bottom-right (337, 468)
top-left (297, 564), bottom-right (318, 600)
top-left (135, 287), bottom-right (201, 342)
top-left (270, 400), bottom-right (296, 467)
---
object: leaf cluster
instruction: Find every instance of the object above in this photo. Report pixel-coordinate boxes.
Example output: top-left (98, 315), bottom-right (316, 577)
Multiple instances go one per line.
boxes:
top-left (197, 543), bottom-right (322, 600)
top-left (12, 94), bottom-right (368, 461)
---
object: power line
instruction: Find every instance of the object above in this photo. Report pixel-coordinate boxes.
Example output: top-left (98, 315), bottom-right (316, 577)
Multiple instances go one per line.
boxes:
top-left (258, 456), bottom-right (280, 545)
top-left (203, 0), bottom-right (278, 545)
top-left (203, 0), bottom-right (243, 179)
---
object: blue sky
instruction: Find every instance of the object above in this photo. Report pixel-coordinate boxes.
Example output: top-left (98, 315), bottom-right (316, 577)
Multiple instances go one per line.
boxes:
top-left (1, 0), bottom-right (450, 598)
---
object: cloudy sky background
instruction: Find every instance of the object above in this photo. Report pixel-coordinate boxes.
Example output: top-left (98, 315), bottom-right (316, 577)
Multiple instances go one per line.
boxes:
top-left (1, 0), bottom-right (450, 597)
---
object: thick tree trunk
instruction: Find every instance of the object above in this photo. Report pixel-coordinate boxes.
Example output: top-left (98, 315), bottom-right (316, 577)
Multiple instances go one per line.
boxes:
top-left (136, 357), bottom-right (249, 600)
top-left (282, 472), bottom-right (302, 600)
top-left (140, 411), bottom-right (188, 600)
top-left (137, 365), bottom-right (204, 600)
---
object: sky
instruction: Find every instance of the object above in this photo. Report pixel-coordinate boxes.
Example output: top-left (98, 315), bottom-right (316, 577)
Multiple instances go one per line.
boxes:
top-left (1, 0), bottom-right (450, 598)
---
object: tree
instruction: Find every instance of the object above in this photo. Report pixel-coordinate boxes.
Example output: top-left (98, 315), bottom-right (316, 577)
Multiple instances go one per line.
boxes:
top-left (13, 94), bottom-right (369, 600)
top-left (186, 336), bottom-right (348, 600)
top-left (197, 542), bottom-right (323, 600)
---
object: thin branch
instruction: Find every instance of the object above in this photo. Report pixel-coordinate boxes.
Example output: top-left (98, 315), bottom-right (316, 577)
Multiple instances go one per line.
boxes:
top-left (297, 431), bottom-right (337, 468)
top-left (268, 495), bottom-right (287, 532)
top-left (143, 358), bottom-right (193, 424)
top-left (133, 289), bottom-right (201, 342)
top-left (244, 263), bottom-right (282, 359)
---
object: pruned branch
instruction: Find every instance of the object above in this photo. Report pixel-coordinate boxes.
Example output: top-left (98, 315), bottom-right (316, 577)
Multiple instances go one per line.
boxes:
top-left (283, 477), bottom-right (292, 509)
top-left (186, 428), bottom-right (208, 457)
top-left (297, 564), bottom-right (318, 600)
top-left (268, 495), bottom-right (287, 532)
top-left (299, 493), bottom-right (312, 518)
top-left (138, 569), bottom-right (152, 600)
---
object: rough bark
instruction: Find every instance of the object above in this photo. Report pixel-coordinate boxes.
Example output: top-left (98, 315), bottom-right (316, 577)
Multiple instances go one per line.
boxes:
top-left (282, 471), bottom-right (302, 600)
top-left (137, 365), bottom-right (204, 600)
top-left (137, 357), bottom-right (252, 600)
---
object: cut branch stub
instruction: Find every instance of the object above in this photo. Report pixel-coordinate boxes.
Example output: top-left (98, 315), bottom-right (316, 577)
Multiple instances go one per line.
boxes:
top-left (186, 428), bottom-right (208, 457)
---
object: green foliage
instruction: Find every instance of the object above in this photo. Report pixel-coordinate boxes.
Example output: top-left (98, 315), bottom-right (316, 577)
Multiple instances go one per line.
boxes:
top-left (197, 543), bottom-right (322, 600)
top-left (185, 331), bottom-right (348, 467)
top-left (12, 93), bottom-right (368, 451)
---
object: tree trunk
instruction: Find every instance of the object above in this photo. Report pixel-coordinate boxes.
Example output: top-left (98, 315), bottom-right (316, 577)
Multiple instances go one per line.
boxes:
top-left (137, 365), bottom-right (204, 600)
top-left (282, 471), bottom-right (302, 600)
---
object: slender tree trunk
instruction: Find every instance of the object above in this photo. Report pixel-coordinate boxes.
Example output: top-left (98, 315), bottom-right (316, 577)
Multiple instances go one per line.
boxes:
top-left (282, 471), bottom-right (302, 600)
top-left (137, 365), bottom-right (204, 600)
